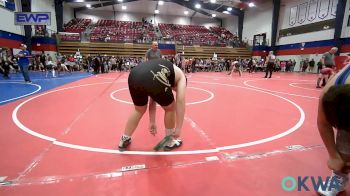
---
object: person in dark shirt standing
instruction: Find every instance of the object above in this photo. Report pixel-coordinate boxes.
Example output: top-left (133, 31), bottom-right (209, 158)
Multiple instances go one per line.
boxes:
top-left (93, 55), bottom-right (101, 74)
top-left (317, 59), bottom-right (323, 74)
top-left (117, 57), bottom-right (123, 72)
top-left (40, 51), bottom-right (46, 71)
top-left (309, 58), bottom-right (315, 72)
top-left (0, 49), bottom-right (10, 79)
top-left (302, 58), bottom-right (309, 72)
top-left (145, 41), bottom-right (162, 61)
top-left (320, 47), bottom-right (338, 85)
top-left (87, 54), bottom-right (92, 73)
top-left (322, 47), bottom-right (338, 68)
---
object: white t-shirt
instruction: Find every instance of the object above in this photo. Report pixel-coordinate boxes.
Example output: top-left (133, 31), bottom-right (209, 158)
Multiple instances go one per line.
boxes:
top-left (268, 54), bottom-right (276, 62)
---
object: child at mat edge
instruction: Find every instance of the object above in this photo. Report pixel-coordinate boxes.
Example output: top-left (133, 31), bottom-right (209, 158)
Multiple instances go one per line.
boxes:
top-left (118, 59), bottom-right (186, 151)
top-left (317, 63), bottom-right (350, 196)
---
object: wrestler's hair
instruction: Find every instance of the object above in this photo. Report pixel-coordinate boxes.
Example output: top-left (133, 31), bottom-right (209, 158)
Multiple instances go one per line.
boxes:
top-left (322, 84), bottom-right (350, 130)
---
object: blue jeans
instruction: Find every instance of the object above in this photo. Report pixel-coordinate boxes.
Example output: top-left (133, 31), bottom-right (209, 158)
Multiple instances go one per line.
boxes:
top-left (19, 64), bottom-right (31, 82)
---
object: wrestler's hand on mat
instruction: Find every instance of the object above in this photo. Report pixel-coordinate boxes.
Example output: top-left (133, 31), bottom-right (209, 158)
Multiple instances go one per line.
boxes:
top-left (328, 156), bottom-right (345, 172)
top-left (149, 123), bottom-right (157, 136)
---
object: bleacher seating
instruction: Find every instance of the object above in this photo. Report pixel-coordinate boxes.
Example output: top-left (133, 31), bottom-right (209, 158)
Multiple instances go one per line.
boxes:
top-left (210, 26), bottom-right (235, 39)
top-left (60, 33), bottom-right (80, 41)
top-left (59, 18), bottom-right (250, 59)
top-left (158, 23), bottom-right (225, 46)
top-left (61, 18), bottom-right (241, 47)
top-left (90, 20), bottom-right (156, 42)
top-left (58, 42), bottom-right (251, 59)
top-left (64, 18), bottom-right (92, 33)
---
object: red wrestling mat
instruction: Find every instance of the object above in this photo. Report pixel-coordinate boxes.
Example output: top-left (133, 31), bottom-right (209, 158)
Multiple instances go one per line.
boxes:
top-left (0, 72), bottom-right (342, 195)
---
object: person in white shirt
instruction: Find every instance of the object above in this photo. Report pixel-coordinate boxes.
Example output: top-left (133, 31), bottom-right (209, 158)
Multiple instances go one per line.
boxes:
top-left (264, 51), bottom-right (276, 78)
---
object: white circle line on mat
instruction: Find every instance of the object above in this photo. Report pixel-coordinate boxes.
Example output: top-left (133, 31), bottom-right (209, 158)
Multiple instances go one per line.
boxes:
top-left (110, 87), bottom-right (214, 106)
top-left (243, 79), bottom-right (319, 99)
top-left (12, 81), bottom-right (305, 155)
top-left (289, 82), bottom-right (321, 91)
top-left (0, 82), bottom-right (41, 104)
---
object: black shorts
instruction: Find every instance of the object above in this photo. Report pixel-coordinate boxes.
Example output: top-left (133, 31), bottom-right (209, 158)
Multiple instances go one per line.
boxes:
top-left (128, 59), bottom-right (175, 107)
top-left (267, 62), bottom-right (275, 67)
top-left (128, 84), bottom-right (174, 107)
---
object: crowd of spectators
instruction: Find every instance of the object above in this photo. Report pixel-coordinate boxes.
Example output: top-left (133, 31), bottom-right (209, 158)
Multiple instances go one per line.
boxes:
top-left (60, 18), bottom-right (244, 47)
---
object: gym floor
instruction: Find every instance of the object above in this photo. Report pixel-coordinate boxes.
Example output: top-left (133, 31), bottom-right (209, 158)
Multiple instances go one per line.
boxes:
top-left (0, 71), bottom-right (344, 195)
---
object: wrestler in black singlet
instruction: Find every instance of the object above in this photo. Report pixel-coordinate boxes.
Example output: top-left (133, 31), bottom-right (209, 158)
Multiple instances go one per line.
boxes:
top-left (128, 59), bottom-right (175, 106)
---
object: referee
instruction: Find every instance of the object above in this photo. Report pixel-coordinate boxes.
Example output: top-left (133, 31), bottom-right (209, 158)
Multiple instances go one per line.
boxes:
top-left (264, 51), bottom-right (276, 78)
top-left (321, 47), bottom-right (338, 86)
top-left (145, 41), bottom-right (162, 61)
top-left (321, 47), bottom-right (338, 68)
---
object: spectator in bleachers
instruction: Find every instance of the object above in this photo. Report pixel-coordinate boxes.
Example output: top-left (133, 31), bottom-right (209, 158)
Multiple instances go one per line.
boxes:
top-left (105, 35), bottom-right (111, 42)
top-left (64, 18), bottom-right (92, 33)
